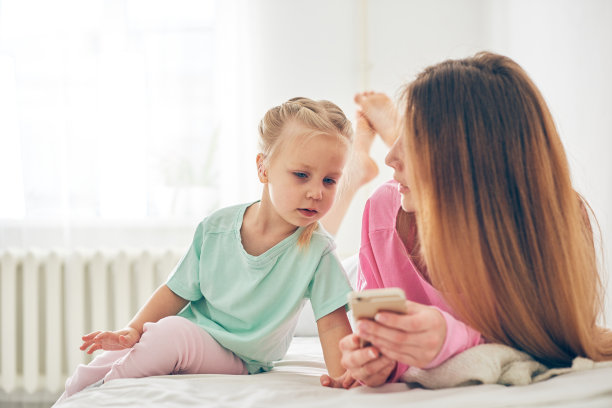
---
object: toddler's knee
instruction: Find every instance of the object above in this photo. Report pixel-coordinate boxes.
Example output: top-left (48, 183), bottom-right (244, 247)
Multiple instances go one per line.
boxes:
top-left (154, 315), bottom-right (190, 331)
top-left (136, 316), bottom-right (203, 372)
top-left (141, 316), bottom-right (192, 345)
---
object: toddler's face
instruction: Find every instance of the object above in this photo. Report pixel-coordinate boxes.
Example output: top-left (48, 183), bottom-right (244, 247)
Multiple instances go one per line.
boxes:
top-left (265, 122), bottom-right (349, 228)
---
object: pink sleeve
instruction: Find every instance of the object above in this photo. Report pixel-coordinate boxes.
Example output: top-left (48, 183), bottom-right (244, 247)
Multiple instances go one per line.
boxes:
top-left (425, 309), bottom-right (484, 368)
top-left (357, 182), bottom-right (483, 383)
top-left (357, 198), bottom-right (383, 291)
top-left (389, 308), bottom-right (483, 382)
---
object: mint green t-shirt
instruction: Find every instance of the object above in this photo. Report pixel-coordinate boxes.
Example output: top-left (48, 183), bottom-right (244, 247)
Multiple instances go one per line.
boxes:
top-left (166, 202), bottom-right (352, 373)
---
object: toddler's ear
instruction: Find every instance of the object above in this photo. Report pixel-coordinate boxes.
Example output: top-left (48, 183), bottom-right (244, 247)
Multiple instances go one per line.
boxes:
top-left (256, 153), bottom-right (268, 183)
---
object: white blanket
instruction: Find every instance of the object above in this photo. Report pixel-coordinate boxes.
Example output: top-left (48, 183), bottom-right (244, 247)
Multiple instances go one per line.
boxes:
top-left (401, 343), bottom-right (612, 388)
top-left (56, 337), bottom-right (612, 408)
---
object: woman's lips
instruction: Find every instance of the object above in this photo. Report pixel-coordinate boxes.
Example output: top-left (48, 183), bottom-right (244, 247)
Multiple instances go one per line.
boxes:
top-left (397, 183), bottom-right (410, 194)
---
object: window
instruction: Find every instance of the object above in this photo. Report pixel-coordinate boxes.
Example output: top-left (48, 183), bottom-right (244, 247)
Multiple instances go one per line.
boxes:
top-left (0, 0), bottom-right (257, 248)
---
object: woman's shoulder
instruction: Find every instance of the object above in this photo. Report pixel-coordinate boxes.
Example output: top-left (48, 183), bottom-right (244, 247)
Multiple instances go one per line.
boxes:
top-left (364, 180), bottom-right (401, 228)
top-left (370, 180), bottom-right (401, 202)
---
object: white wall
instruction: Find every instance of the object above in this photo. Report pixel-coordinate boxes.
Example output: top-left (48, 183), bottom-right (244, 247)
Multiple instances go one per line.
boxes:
top-left (483, 0), bottom-right (612, 325)
top-left (335, 0), bottom-right (491, 258)
top-left (245, 0), bottom-right (612, 324)
top-left (245, 0), bottom-right (495, 258)
top-left (2, 0), bottom-right (610, 322)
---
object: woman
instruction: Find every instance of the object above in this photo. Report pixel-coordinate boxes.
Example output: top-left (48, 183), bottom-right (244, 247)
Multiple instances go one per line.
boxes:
top-left (322, 51), bottom-right (612, 388)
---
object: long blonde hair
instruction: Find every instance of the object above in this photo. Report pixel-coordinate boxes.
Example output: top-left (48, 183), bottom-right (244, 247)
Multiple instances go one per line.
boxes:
top-left (403, 51), bottom-right (611, 367)
top-left (258, 97), bottom-right (353, 246)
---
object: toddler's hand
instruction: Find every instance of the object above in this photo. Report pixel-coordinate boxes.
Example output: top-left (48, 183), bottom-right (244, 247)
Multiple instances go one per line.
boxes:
top-left (320, 369), bottom-right (359, 389)
top-left (80, 327), bottom-right (141, 354)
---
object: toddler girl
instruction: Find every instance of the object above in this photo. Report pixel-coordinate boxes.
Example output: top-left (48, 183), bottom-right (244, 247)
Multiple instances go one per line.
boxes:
top-left (57, 97), bottom-right (355, 402)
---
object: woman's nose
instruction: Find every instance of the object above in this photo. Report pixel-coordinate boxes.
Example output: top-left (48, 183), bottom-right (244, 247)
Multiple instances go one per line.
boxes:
top-left (385, 148), bottom-right (398, 169)
top-left (385, 138), bottom-right (402, 170)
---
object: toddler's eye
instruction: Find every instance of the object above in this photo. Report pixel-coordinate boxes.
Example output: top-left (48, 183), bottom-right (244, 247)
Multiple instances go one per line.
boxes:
top-left (323, 177), bottom-right (336, 185)
top-left (293, 172), bottom-right (308, 179)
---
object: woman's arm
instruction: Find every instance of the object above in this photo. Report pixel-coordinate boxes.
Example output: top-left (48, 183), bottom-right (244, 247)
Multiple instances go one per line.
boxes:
top-left (316, 306), bottom-right (353, 378)
top-left (356, 302), bottom-right (483, 382)
top-left (80, 284), bottom-right (189, 354)
top-left (323, 301), bottom-right (448, 388)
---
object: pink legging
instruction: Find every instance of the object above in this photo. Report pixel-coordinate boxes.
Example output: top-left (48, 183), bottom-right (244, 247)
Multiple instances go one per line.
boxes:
top-left (59, 316), bottom-right (247, 401)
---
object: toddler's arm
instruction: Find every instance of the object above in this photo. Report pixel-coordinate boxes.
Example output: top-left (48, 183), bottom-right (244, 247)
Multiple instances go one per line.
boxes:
top-left (316, 306), bottom-right (353, 378)
top-left (80, 284), bottom-right (188, 354)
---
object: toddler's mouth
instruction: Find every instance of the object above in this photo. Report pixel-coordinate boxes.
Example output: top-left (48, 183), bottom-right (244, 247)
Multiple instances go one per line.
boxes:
top-left (298, 208), bottom-right (318, 217)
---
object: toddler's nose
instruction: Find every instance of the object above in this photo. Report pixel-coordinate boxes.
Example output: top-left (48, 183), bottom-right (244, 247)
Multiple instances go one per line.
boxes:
top-left (307, 187), bottom-right (323, 200)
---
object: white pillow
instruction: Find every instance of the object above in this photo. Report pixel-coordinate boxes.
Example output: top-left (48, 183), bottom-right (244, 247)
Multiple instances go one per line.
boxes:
top-left (294, 254), bottom-right (359, 336)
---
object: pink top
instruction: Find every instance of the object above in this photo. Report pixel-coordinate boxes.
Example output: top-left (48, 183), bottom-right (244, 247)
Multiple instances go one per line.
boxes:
top-left (358, 180), bottom-right (483, 382)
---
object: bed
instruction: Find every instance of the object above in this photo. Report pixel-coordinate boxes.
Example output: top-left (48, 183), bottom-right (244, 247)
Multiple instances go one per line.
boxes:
top-left (53, 255), bottom-right (612, 408)
top-left (54, 335), bottom-right (612, 408)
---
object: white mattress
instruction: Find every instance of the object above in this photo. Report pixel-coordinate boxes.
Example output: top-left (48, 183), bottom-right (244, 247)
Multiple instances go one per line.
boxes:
top-left (55, 337), bottom-right (612, 408)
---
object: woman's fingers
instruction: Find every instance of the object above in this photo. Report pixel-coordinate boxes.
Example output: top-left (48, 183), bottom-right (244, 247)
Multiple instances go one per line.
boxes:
top-left (359, 304), bottom-right (444, 342)
top-left (341, 345), bottom-right (380, 371)
top-left (353, 302), bottom-right (447, 368)
top-left (349, 352), bottom-right (390, 377)
top-left (335, 306), bottom-right (446, 386)
top-left (358, 321), bottom-right (426, 349)
top-left (339, 333), bottom-right (361, 351)
top-left (335, 332), bottom-right (401, 387)
top-left (356, 319), bottom-right (420, 349)
top-left (354, 357), bottom-right (396, 387)
top-left (377, 343), bottom-right (433, 368)
top-left (341, 372), bottom-right (358, 389)
top-left (375, 301), bottom-right (432, 331)
top-left (340, 345), bottom-right (395, 386)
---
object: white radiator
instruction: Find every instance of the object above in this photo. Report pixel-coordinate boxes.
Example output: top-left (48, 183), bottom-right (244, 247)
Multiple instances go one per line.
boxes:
top-left (0, 249), bottom-right (182, 395)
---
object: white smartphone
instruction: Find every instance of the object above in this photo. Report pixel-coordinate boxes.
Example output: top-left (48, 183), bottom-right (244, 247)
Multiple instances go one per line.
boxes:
top-left (348, 288), bottom-right (407, 347)
top-left (348, 288), bottom-right (407, 320)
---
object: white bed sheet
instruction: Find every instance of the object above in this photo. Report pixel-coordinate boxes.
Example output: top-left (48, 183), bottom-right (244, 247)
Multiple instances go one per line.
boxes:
top-left (56, 337), bottom-right (612, 408)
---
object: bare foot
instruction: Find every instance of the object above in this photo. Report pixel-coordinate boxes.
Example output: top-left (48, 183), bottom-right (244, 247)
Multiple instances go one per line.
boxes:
top-left (354, 91), bottom-right (398, 147)
top-left (349, 111), bottom-right (379, 187)
top-left (320, 112), bottom-right (379, 235)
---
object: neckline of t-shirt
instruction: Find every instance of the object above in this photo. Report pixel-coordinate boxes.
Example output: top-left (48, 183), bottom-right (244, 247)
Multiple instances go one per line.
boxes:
top-left (235, 201), bottom-right (302, 266)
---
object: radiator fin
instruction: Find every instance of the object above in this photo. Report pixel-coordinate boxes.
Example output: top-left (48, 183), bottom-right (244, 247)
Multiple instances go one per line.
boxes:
top-left (0, 250), bottom-right (181, 394)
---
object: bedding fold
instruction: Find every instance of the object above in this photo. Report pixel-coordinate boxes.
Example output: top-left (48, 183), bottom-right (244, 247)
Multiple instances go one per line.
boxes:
top-left (400, 343), bottom-right (612, 389)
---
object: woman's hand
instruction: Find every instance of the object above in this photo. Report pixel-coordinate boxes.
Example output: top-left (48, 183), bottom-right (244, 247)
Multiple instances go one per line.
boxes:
top-left (356, 300), bottom-right (447, 369)
top-left (322, 333), bottom-right (397, 388)
top-left (80, 327), bottom-right (141, 354)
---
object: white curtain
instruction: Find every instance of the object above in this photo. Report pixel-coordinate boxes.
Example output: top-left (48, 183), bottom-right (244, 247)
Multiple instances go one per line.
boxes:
top-left (0, 0), bottom-right (257, 250)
